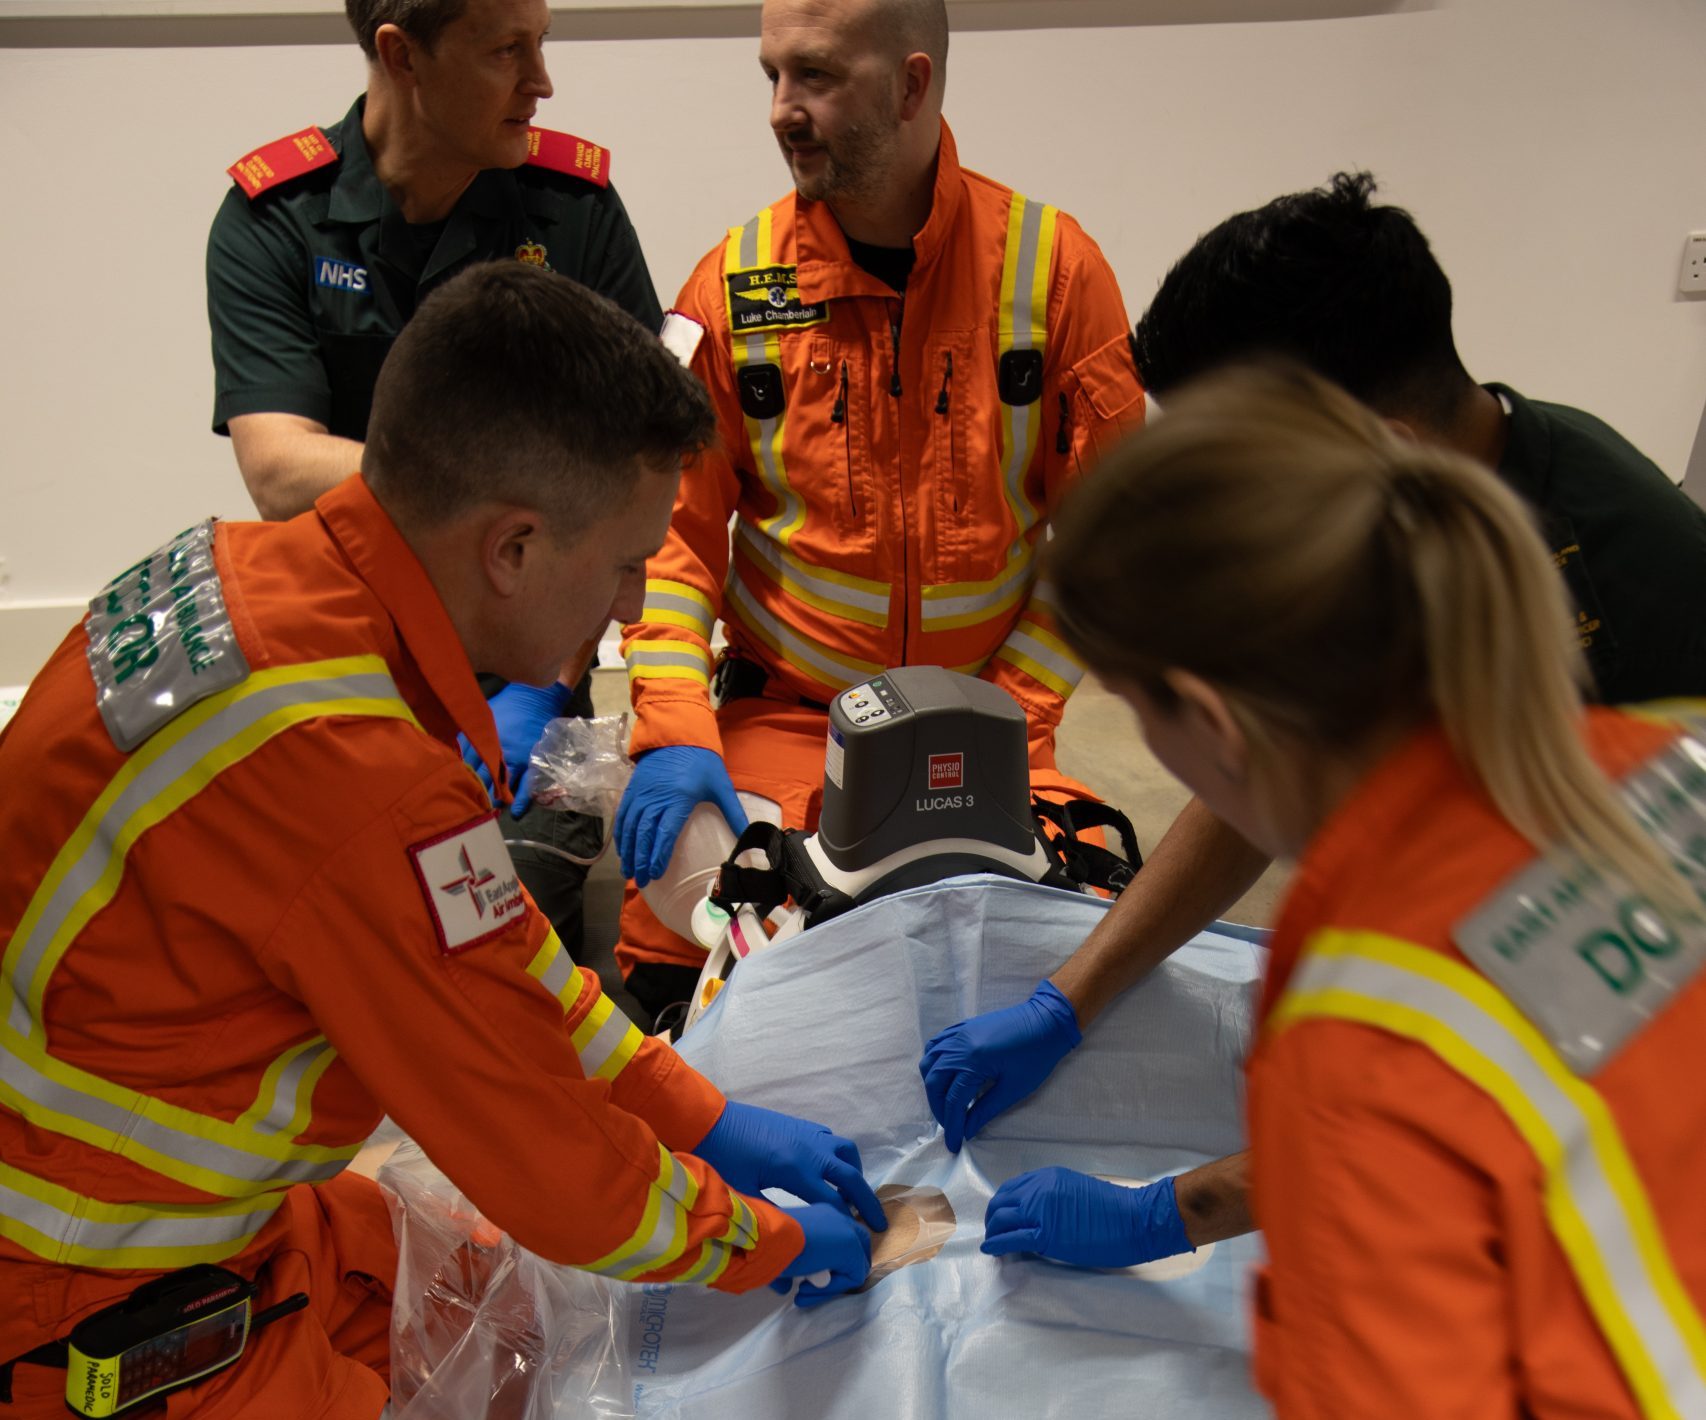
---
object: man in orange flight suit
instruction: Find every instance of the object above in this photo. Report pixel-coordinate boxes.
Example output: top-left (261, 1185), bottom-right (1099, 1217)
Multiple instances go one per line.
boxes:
top-left (597, 0), bottom-right (1146, 1016)
top-left (1246, 708), bottom-right (1706, 1417)
top-left (0, 266), bottom-right (877, 1417)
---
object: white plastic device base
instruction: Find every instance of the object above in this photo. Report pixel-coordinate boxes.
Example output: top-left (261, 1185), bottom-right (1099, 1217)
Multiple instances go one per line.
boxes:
top-left (679, 829), bottom-right (1066, 1035)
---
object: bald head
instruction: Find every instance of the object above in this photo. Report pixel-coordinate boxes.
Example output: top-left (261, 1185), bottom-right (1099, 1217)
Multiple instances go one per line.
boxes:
top-left (867, 0), bottom-right (947, 93)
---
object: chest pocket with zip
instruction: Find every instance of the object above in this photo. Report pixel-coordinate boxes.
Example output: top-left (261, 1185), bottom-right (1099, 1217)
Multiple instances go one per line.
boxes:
top-left (807, 334), bottom-right (875, 552)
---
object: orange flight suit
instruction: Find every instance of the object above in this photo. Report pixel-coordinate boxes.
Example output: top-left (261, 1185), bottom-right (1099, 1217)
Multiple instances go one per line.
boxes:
top-left (616, 122), bottom-right (1145, 979)
top-left (1249, 711), bottom-right (1706, 1418)
top-left (0, 478), bottom-right (801, 1417)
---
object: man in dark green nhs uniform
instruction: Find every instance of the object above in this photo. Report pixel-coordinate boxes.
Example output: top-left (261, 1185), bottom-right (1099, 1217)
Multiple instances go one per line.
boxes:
top-left (207, 0), bottom-right (662, 965)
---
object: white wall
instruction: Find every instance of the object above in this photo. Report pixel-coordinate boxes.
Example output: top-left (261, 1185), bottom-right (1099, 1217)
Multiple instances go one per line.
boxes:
top-left (2, 0), bottom-right (1704, 683)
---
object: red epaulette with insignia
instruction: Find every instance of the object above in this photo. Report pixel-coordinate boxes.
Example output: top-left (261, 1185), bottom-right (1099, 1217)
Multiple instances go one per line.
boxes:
top-left (227, 126), bottom-right (337, 200)
top-left (524, 128), bottom-right (610, 188)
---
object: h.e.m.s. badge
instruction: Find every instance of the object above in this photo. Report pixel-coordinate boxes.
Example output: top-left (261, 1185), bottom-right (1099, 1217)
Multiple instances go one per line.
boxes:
top-left (726, 264), bottom-right (829, 334)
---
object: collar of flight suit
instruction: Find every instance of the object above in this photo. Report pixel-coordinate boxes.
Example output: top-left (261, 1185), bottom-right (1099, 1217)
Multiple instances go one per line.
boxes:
top-left (791, 118), bottom-right (968, 303)
top-left (1259, 722), bottom-right (1460, 1015)
top-left (313, 474), bottom-right (512, 805)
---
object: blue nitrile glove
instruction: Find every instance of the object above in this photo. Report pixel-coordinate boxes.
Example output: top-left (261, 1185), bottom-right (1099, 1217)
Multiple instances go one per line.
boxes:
top-left (613, 746), bottom-right (749, 887)
top-left (458, 680), bottom-right (573, 819)
top-left (694, 1102), bottom-right (887, 1231)
top-left (982, 1168), bottom-right (1193, 1268)
top-left (920, 980), bottom-right (1082, 1153)
top-left (769, 1203), bottom-right (873, 1308)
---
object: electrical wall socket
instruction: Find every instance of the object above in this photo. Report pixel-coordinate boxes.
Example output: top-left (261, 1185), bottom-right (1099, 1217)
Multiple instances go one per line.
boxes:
top-left (1681, 232), bottom-right (1706, 295)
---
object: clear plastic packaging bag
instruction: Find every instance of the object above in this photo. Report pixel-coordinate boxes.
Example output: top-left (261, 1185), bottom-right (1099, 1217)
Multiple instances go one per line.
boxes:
top-left (379, 1140), bottom-right (634, 1420)
top-left (527, 714), bottom-right (634, 821)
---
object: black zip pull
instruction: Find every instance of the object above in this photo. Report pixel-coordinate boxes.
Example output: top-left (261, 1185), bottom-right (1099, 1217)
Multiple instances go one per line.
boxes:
top-left (935, 352), bottom-right (953, 415)
top-left (1055, 392), bottom-right (1072, 455)
top-left (889, 303), bottom-right (904, 398)
top-left (831, 360), bottom-right (848, 425)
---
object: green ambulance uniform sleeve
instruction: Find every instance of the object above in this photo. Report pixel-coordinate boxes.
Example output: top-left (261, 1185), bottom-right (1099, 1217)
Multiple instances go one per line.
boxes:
top-left (207, 183), bottom-right (334, 435)
top-left (580, 183), bottom-right (664, 334)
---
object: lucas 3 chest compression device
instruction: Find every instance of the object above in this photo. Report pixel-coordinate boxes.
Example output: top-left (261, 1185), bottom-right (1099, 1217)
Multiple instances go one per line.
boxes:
top-left (710, 665), bottom-right (1140, 933)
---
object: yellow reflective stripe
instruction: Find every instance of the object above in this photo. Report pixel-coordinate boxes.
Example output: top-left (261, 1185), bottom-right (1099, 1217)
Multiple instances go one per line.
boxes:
top-left (993, 617), bottom-right (1084, 698)
top-left (734, 523), bottom-right (891, 629)
top-left (5, 655), bottom-right (418, 1043)
top-left (1273, 930), bottom-right (1706, 1420)
top-left (524, 929), bottom-right (589, 1015)
top-left (0, 1158), bottom-right (286, 1269)
top-left (0, 657), bottom-right (406, 1201)
top-left (920, 546), bottom-right (1036, 632)
top-left (569, 991), bottom-right (646, 1083)
top-left (528, 929), bottom-right (641, 1081)
top-left (722, 1193), bottom-right (760, 1250)
top-left (727, 211), bottom-right (806, 548)
top-left (234, 1035), bottom-right (337, 1140)
top-left (626, 640), bottom-right (713, 685)
top-left (276, 1045), bottom-right (338, 1143)
top-left (724, 575), bottom-right (883, 695)
top-left (0, 1035), bottom-right (359, 1200)
top-left (996, 195), bottom-right (1057, 539)
top-left (674, 1238), bottom-right (734, 1287)
top-left (585, 1144), bottom-right (700, 1281)
top-left (641, 579), bottom-right (715, 640)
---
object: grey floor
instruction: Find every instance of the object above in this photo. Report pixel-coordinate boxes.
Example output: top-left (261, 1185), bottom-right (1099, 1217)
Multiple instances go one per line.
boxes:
top-left (575, 670), bottom-right (1291, 1018)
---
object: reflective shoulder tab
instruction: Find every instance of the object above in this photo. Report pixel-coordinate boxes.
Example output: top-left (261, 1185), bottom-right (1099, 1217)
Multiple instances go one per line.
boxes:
top-left (1276, 930), bottom-right (1706, 1418)
top-left (660, 311), bottom-right (706, 368)
top-left (85, 521), bottom-right (250, 752)
top-left (523, 127), bottom-right (610, 187)
top-left (227, 126), bottom-right (336, 199)
top-left (1455, 735), bottom-right (1706, 1076)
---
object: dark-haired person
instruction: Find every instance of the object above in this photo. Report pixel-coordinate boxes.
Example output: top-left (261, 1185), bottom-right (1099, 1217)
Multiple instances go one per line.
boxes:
top-left (0, 268), bottom-right (877, 1418)
top-left (920, 173), bottom-right (1706, 1264)
top-left (1130, 171), bottom-right (1706, 709)
top-left (206, 0), bottom-right (662, 959)
top-left (995, 364), bottom-right (1706, 1418)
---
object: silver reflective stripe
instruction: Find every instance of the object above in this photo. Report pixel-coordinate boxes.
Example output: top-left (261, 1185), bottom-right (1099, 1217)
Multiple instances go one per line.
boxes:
top-left (0, 1042), bottom-right (346, 1188)
top-left (735, 524), bottom-right (891, 625)
top-left (611, 1154), bottom-right (693, 1279)
top-left (577, 1006), bottom-right (639, 1078)
top-left (731, 216), bottom-right (803, 543)
top-left (724, 578), bottom-right (876, 691)
top-left (737, 217), bottom-right (762, 357)
top-left (1283, 941), bottom-right (1706, 1417)
top-left (641, 590), bottom-right (714, 636)
top-left (538, 945), bottom-right (578, 1002)
top-left (626, 647), bottom-right (711, 673)
top-left (1, 1172), bottom-right (282, 1261)
top-left (1002, 200), bottom-right (1046, 535)
top-left (253, 1038), bottom-right (337, 1137)
top-left (1000, 624), bottom-right (1084, 690)
top-left (724, 1195), bottom-right (758, 1250)
top-left (920, 549), bottom-right (1035, 628)
top-left (85, 522), bottom-right (250, 752)
top-left (6, 670), bottom-right (400, 1039)
top-left (674, 1240), bottom-right (730, 1286)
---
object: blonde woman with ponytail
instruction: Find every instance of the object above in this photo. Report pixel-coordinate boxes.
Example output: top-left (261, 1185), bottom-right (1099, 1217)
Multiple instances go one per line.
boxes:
top-left (1006, 364), bottom-right (1706, 1418)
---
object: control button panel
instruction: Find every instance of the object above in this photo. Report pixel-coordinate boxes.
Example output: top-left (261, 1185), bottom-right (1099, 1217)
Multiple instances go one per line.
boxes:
top-left (838, 676), bottom-right (909, 729)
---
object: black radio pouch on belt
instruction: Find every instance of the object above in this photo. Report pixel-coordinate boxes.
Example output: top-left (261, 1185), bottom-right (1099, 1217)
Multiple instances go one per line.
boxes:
top-left (0, 1265), bottom-right (308, 1416)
